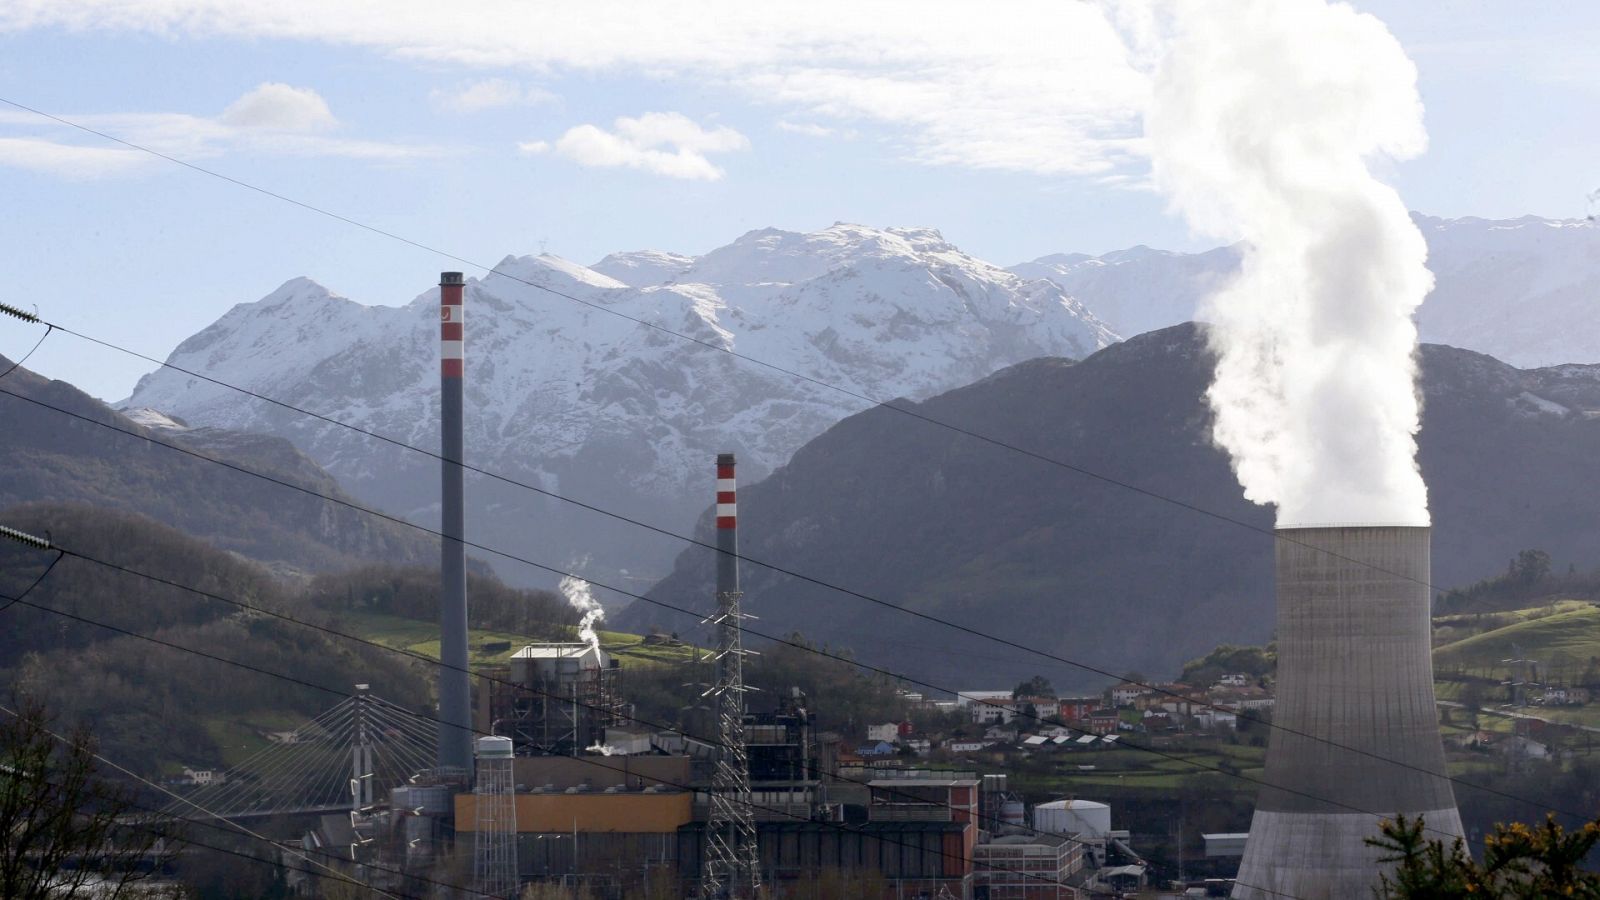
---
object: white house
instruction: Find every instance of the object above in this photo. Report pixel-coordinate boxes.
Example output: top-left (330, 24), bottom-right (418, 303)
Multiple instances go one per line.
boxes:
top-left (1110, 684), bottom-right (1149, 707)
top-left (867, 722), bottom-right (901, 742)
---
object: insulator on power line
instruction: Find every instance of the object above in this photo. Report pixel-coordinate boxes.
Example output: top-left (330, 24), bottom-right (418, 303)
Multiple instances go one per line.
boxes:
top-left (0, 524), bottom-right (52, 550)
top-left (0, 302), bottom-right (39, 323)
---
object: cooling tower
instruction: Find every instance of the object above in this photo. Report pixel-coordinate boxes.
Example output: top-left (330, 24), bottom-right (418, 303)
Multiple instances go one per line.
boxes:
top-left (1233, 526), bottom-right (1461, 899)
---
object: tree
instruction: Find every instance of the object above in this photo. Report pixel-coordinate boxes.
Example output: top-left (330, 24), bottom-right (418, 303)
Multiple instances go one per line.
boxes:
top-left (1012, 675), bottom-right (1055, 699)
top-left (0, 698), bottom-right (177, 899)
top-left (1367, 812), bottom-right (1600, 898)
top-left (1512, 549), bottom-right (1553, 585)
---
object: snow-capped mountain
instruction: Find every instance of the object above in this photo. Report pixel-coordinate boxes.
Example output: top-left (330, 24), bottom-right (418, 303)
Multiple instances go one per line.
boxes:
top-left (127, 223), bottom-right (1116, 594)
top-left (1012, 214), bottom-right (1600, 368)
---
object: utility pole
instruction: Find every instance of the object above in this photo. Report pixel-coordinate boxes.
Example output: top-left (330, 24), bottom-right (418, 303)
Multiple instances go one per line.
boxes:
top-left (700, 454), bottom-right (761, 899)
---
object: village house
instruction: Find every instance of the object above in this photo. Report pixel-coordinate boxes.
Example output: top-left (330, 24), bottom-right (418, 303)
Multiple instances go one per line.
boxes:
top-left (866, 722), bottom-right (901, 742)
top-left (1057, 696), bottom-right (1102, 722)
top-left (1084, 709), bottom-right (1122, 735)
top-left (1109, 683), bottom-right (1149, 707)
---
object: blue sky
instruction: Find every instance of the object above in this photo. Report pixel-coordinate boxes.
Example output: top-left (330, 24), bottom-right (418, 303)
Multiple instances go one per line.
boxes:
top-left (1, 1), bottom-right (1598, 400)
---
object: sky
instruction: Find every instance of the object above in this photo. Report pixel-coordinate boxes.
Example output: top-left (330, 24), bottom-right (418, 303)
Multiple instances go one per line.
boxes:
top-left (1, 1), bottom-right (1598, 400)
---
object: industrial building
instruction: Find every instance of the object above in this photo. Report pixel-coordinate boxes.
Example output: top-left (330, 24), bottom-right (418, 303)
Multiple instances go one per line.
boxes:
top-left (974, 830), bottom-right (1085, 900)
top-left (475, 643), bottom-right (626, 756)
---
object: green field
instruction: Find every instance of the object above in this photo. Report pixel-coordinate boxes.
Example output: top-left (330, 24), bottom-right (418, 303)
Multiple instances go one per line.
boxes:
top-left (1433, 600), bottom-right (1600, 730)
top-left (1435, 603), bottom-right (1600, 671)
top-left (334, 610), bottom-right (701, 669)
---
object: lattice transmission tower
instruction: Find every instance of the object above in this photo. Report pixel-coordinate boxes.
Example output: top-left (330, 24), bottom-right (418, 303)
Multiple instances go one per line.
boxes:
top-left (700, 453), bottom-right (761, 899)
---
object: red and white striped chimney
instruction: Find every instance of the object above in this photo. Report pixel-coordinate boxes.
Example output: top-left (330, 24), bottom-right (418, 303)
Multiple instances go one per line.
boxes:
top-left (715, 453), bottom-right (738, 594)
top-left (437, 271), bottom-right (471, 772)
top-left (440, 277), bottom-right (464, 379)
top-left (716, 455), bottom-right (737, 531)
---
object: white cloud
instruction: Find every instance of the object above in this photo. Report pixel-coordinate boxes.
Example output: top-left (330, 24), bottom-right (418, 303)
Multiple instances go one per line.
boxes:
top-left (219, 82), bottom-right (336, 131)
top-left (0, 84), bottom-right (441, 177)
top-left (0, 1), bottom-right (1148, 177)
top-left (776, 120), bottom-right (833, 137)
top-left (431, 78), bottom-right (557, 113)
top-left (529, 112), bottom-right (749, 180)
top-left (0, 137), bottom-right (150, 178)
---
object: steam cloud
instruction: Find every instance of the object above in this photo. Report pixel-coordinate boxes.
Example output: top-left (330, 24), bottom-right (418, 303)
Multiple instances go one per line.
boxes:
top-left (560, 567), bottom-right (618, 756)
top-left (558, 570), bottom-right (605, 657)
top-left (1141, 0), bottom-right (1432, 526)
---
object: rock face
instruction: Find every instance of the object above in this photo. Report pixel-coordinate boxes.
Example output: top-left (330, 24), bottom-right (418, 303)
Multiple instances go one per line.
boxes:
top-left (0, 356), bottom-right (434, 575)
top-left (1013, 214), bottom-right (1600, 368)
top-left (125, 223), bottom-right (1117, 590)
top-left (622, 324), bottom-right (1600, 687)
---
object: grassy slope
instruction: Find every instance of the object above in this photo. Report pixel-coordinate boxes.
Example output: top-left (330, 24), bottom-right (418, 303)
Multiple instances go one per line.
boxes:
top-left (189, 616), bottom-right (698, 772)
top-left (1434, 604), bottom-right (1600, 671)
top-left (336, 610), bottom-right (700, 668)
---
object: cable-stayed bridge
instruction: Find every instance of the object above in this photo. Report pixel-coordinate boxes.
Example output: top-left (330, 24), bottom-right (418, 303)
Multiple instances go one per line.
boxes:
top-left (163, 688), bottom-right (435, 822)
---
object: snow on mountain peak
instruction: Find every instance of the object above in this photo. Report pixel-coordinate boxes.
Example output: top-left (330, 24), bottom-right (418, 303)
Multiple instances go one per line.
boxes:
top-left (127, 223), bottom-right (1116, 589)
top-left (490, 253), bottom-right (629, 291)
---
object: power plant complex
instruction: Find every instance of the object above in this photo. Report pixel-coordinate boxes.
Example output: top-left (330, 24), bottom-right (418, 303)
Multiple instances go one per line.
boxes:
top-left (260, 272), bottom-right (1473, 900)
top-left (1233, 527), bottom-right (1462, 899)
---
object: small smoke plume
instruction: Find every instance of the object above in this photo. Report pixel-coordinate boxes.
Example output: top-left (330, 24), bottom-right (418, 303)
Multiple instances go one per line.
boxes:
top-left (559, 570), bottom-right (605, 657)
top-left (559, 567), bottom-right (618, 756)
top-left (1140, 0), bottom-right (1432, 526)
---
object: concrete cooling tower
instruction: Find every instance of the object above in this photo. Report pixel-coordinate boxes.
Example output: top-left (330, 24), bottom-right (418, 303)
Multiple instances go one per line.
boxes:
top-left (1233, 526), bottom-right (1461, 899)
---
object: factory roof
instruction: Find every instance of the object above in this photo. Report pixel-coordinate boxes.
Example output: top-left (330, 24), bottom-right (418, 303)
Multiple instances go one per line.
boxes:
top-left (868, 776), bottom-right (974, 788)
top-left (980, 832), bottom-right (1073, 848)
top-left (512, 643), bottom-right (605, 660)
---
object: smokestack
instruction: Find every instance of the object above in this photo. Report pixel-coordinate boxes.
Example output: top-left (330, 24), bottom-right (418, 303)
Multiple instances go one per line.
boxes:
top-left (1233, 526), bottom-right (1461, 899)
top-left (437, 271), bottom-right (472, 772)
top-left (716, 453), bottom-right (737, 595)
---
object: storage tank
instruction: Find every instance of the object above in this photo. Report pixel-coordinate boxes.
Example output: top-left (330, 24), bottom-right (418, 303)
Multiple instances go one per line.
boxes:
top-left (1033, 799), bottom-right (1111, 838)
top-left (1000, 800), bottom-right (1025, 827)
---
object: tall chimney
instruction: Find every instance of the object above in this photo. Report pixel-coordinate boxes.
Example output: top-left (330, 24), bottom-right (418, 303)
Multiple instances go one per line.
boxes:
top-left (1233, 526), bottom-right (1461, 899)
top-left (701, 453), bottom-right (762, 897)
top-left (437, 272), bottom-right (472, 772)
top-left (716, 453), bottom-right (738, 595)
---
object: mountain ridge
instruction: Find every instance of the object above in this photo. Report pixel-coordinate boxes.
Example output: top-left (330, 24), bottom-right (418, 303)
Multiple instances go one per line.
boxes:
top-left (125, 223), bottom-right (1118, 590)
top-left (1011, 213), bottom-right (1600, 367)
top-left (620, 324), bottom-right (1600, 687)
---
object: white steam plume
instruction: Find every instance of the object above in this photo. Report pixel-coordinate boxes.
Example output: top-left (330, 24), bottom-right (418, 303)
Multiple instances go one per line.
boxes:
top-left (1141, 0), bottom-right (1432, 527)
top-left (558, 570), bottom-right (604, 657)
top-left (560, 567), bottom-right (618, 755)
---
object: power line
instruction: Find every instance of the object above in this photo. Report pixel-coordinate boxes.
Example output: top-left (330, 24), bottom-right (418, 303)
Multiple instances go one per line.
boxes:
top-left (0, 701), bottom-right (407, 900)
top-left (0, 524), bottom-right (1482, 859)
top-left (0, 381), bottom-right (1553, 822)
top-left (0, 92), bottom-right (1438, 596)
top-left (0, 533), bottom-right (1206, 863)
top-left (0, 318), bottom-right (52, 381)
top-left (1, 713), bottom-right (482, 900)
top-left (0, 588), bottom-right (1135, 898)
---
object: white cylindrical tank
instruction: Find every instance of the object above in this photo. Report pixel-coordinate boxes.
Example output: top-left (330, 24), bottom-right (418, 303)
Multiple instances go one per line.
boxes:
top-left (1001, 800), bottom-right (1025, 827)
top-left (1033, 799), bottom-right (1111, 838)
top-left (475, 735), bottom-right (514, 759)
